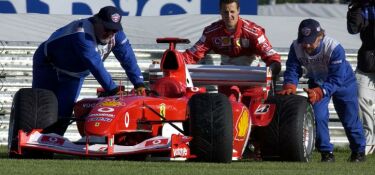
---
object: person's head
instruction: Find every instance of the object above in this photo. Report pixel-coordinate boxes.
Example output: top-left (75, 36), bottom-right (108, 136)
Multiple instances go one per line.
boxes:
top-left (220, 0), bottom-right (240, 31)
top-left (297, 18), bottom-right (325, 54)
top-left (92, 6), bottom-right (122, 44)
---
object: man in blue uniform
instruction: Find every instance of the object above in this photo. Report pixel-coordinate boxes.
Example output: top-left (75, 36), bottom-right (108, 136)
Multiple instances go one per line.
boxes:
top-left (32, 6), bottom-right (145, 136)
top-left (277, 19), bottom-right (366, 162)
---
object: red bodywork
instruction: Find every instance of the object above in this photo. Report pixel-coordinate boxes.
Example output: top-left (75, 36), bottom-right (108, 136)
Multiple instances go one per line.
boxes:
top-left (17, 38), bottom-right (275, 160)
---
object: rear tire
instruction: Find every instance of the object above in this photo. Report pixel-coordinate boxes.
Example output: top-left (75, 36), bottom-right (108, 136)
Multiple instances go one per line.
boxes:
top-left (188, 93), bottom-right (233, 163)
top-left (8, 88), bottom-right (58, 158)
top-left (261, 94), bottom-right (315, 162)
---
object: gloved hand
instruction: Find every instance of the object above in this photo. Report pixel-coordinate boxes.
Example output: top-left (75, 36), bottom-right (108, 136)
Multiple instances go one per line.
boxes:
top-left (98, 86), bottom-right (124, 97)
top-left (269, 62), bottom-right (281, 88)
top-left (269, 61), bottom-right (281, 77)
top-left (303, 87), bottom-right (323, 104)
top-left (134, 84), bottom-right (146, 96)
top-left (276, 84), bottom-right (297, 95)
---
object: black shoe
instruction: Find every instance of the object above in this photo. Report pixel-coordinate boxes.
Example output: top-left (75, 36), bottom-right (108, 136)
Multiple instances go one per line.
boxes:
top-left (321, 152), bottom-right (335, 162)
top-left (349, 152), bottom-right (366, 162)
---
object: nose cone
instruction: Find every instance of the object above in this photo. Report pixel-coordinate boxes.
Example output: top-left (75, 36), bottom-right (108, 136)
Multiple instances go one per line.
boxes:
top-left (84, 100), bottom-right (122, 136)
top-left (85, 117), bottom-right (114, 136)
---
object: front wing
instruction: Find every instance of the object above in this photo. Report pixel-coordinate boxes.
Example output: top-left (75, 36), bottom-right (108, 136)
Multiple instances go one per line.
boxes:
top-left (17, 130), bottom-right (194, 160)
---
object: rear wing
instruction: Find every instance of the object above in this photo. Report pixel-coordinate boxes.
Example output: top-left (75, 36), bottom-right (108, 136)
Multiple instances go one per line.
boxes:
top-left (149, 64), bottom-right (272, 88)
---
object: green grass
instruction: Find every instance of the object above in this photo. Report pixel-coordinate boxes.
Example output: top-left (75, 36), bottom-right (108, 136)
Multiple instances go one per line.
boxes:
top-left (0, 146), bottom-right (374, 175)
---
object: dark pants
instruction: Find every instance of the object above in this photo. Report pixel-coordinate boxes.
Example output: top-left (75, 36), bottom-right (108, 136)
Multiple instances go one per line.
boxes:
top-left (32, 45), bottom-right (85, 135)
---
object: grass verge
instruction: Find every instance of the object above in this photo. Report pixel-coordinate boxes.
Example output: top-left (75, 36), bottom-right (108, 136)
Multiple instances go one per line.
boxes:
top-left (0, 146), bottom-right (374, 175)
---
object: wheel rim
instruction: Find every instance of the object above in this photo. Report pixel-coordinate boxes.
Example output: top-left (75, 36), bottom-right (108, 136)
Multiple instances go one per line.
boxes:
top-left (303, 105), bottom-right (315, 158)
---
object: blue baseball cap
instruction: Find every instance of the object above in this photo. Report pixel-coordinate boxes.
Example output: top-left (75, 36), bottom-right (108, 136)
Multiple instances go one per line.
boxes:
top-left (297, 19), bottom-right (322, 44)
top-left (97, 6), bottom-right (122, 31)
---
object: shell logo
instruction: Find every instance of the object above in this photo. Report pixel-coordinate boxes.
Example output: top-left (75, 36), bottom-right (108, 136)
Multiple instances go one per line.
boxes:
top-left (235, 39), bottom-right (241, 47)
top-left (101, 101), bottom-right (122, 107)
top-left (235, 107), bottom-right (250, 141)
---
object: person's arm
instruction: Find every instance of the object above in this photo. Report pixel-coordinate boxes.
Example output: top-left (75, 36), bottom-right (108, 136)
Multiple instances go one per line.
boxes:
top-left (276, 44), bottom-right (301, 95)
top-left (111, 31), bottom-right (145, 88)
top-left (347, 2), bottom-right (366, 34)
top-left (183, 32), bottom-right (212, 64)
top-left (252, 27), bottom-right (281, 66)
top-left (72, 32), bottom-right (117, 91)
top-left (283, 44), bottom-right (303, 86)
top-left (320, 44), bottom-right (347, 97)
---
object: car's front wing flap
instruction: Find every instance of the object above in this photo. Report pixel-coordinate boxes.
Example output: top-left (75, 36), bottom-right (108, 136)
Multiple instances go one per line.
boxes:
top-left (17, 130), bottom-right (194, 159)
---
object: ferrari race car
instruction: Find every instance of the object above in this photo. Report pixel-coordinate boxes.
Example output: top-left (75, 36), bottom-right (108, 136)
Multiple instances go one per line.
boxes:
top-left (8, 38), bottom-right (315, 163)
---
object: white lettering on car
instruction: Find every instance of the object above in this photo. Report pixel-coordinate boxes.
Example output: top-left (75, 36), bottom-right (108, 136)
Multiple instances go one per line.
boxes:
top-left (173, 147), bottom-right (188, 157)
top-left (97, 107), bottom-right (114, 113)
top-left (124, 112), bottom-right (129, 128)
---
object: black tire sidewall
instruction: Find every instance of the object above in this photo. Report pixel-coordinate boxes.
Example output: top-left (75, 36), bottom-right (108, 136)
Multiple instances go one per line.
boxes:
top-left (188, 93), bottom-right (233, 163)
top-left (262, 94), bottom-right (315, 162)
top-left (8, 88), bottom-right (58, 156)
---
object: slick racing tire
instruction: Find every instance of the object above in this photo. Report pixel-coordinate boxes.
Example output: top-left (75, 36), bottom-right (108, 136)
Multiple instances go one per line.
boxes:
top-left (188, 93), bottom-right (233, 163)
top-left (8, 88), bottom-right (58, 158)
top-left (261, 94), bottom-right (315, 162)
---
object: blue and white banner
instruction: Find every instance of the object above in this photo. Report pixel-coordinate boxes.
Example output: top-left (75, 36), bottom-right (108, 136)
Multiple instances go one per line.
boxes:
top-left (0, 0), bottom-right (257, 16)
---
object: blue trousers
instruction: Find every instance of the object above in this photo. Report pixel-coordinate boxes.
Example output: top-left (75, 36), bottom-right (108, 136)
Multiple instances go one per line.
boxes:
top-left (313, 78), bottom-right (366, 153)
top-left (32, 46), bottom-right (85, 119)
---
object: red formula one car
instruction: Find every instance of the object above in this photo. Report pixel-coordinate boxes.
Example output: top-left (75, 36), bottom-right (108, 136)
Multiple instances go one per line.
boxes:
top-left (8, 38), bottom-right (315, 163)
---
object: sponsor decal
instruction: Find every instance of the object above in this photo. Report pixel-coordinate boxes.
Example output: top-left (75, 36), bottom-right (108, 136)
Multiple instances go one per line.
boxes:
top-left (214, 37), bottom-right (221, 45)
top-left (88, 113), bottom-right (114, 118)
top-left (83, 103), bottom-right (96, 108)
top-left (124, 112), bottom-right (130, 128)
top-left (98, 147), bottom-right (107, 152)
top-left (301, 27), bottom-right (311, 36)
top-left (1, 1), bottom-right (257, 16)
top-left (265, 49), bottom-right (277, 56)
top-left (100, 100), bottom-right (123, 107)
top-left (235, 107), bottom-right (249, 141)
top-left (173, 147), bottom-right (188, 157)
top-left (331, 60), bottom-right (342, 64)
top-left (97, 107), bottom-right (114, 113)
top-left (87, 117), bottom-right (113, 122)
top-left (255, 104), bottom-right (270, 114)
top-left (235, 38), bottom-right (241, 47)
top-left (257, 35), bottom-right (266, 44)
top-left (40, 135), bottom-right (65, 145)
top-left (189, 87), bottom-right (199, 92)
top-left (111, 13), bottom-right (121, 23)
top-left (145, 139), bottom-right (169, 147)
top-left (159, 103), bottom-right (166, 118)
top-left (221, 37), bottom-right (231, 46)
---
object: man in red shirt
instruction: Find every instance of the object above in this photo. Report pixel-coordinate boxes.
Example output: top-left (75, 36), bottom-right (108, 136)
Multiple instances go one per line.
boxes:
top-left (183, 0), bottom-right (281, 103)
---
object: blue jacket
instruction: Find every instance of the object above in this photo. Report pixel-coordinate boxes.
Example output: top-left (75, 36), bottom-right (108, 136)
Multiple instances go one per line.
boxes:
top-left (283, 36), bottom-right (355, 97)
top-left (36, 17), bottom-right (144, 91)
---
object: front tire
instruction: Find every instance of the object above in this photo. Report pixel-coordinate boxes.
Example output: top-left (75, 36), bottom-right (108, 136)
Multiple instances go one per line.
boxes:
top-left (188, 93), bottom-right (233, 163)
top-left (8, 88), bottom-right (58, 158)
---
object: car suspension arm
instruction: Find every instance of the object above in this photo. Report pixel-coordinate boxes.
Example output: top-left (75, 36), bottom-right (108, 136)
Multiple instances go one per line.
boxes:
top-left (144, 103), bottom-right (185, 134)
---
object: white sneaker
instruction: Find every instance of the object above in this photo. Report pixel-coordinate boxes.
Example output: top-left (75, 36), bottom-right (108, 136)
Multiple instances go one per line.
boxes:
top-left (365, 145), bottom-right (375, 155)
